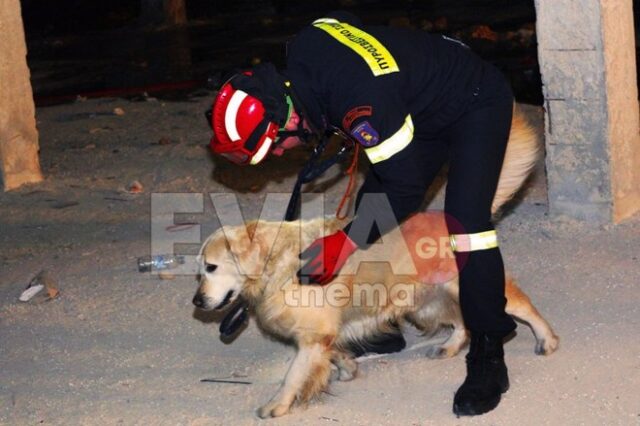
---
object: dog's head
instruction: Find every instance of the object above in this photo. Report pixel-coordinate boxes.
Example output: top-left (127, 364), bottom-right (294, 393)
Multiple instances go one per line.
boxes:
top-left (193, 224), bottom-right (264, 311)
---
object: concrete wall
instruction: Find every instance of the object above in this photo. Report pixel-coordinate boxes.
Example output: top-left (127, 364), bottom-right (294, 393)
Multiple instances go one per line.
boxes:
top-left (0, 0), bottom-right (43, 191)
top-left (535, 0), bottom-right (640, 223)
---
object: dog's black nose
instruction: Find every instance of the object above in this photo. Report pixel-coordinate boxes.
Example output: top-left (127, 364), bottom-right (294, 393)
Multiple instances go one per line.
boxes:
top-left (192, 293), bottom-right (204, 308)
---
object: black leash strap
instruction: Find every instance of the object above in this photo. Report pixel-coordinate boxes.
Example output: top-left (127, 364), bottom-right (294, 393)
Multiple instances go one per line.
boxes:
top-left (219, 299), bottom-right (250, 338)
top-left (285, 130), bottom-right (353, 222)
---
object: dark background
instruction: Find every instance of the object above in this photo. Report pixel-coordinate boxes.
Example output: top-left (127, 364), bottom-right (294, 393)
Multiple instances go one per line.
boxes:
top-left (18, 0), bottom-right (640, 106)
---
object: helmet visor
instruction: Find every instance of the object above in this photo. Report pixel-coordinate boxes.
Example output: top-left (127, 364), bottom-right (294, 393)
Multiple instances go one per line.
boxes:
top-left (219, 151), bottom-right (250, 165)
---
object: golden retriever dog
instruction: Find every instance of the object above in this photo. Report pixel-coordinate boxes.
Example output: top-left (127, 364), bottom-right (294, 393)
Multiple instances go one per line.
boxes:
top-left (193, 106), bottom-right (559, 418)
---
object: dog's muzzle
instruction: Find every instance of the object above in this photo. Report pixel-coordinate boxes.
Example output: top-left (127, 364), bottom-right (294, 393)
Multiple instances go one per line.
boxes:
top-left (193, 290), bottom-right (235, 311)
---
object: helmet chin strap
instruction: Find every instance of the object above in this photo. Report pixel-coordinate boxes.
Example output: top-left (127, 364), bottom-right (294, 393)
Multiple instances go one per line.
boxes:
top-left (274, 127), bottom-right (313, 143)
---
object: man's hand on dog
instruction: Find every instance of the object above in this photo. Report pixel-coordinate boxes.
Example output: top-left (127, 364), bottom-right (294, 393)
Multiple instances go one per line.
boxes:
top-left (297, 230), bottom-right (358, 285)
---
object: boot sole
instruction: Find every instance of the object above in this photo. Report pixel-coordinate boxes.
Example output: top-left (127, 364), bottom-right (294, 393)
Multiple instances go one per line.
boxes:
top-left (452, 381), bottom-right (509, 417)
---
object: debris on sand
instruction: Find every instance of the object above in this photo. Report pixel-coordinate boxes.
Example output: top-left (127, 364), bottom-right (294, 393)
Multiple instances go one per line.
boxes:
top-left (155, 137), bottom-right (173, 145)
top-left (471, 25), bottom-right (499, 41)
top-left (137, 254), bottom-right (185, 273)
top-left (113, 107), bottom-right (126, 116)
top-left (18, 281), bottom-right (43, 302)
top-left (200, 378), bottom-right (252, 385)
top-left (89, 127), bottom-right (112, 134)
top-left (158, 271), bottom-right (176, 280)
top-left (18, 270), bottom-right (60, 303)
top-left (126, 180), bottom-right (144, 194)
top-left (51, 200), bottom-right (79, 210)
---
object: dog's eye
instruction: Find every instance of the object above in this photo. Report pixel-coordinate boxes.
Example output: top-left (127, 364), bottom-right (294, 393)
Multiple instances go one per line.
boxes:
top-left (205, 264), bottom-right (217, 273)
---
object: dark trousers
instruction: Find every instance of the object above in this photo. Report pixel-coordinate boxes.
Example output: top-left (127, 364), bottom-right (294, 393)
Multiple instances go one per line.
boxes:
top-left (357, 65), bottom-right (517, 337)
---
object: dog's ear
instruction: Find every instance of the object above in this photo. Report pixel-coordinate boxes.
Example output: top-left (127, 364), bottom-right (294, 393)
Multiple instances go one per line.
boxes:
top-left (225, 221), bottom-right (261, 254)
top-left (243, 221), bottom-right (270, 263)
top-left (223, 221), bottom-right (270, 279)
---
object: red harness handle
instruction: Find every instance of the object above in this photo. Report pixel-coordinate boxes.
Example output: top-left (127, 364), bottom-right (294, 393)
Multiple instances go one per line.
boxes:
top-left (336, 144), bottom-right (360, 220)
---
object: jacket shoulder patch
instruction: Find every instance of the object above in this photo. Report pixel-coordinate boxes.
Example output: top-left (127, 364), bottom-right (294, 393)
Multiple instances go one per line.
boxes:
top-left (351, 121), bottom-right (380, 147)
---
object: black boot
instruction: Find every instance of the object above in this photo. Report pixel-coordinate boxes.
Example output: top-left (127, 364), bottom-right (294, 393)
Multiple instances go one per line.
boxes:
top-left (453, 333), bottom-right (509, 416)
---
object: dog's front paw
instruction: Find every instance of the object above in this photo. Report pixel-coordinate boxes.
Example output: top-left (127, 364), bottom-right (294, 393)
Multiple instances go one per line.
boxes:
top-left (535, 334), bottom-right (559, 355)
top-left (257, 400), bottom-right (291, 418)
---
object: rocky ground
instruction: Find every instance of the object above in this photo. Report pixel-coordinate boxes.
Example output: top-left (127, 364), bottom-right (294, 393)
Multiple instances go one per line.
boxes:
top-left (0, 98), bottom-right (639, 425)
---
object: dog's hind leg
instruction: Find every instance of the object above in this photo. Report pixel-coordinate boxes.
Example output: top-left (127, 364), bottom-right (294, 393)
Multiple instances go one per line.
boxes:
top-left (335, 317), bottom-right (407, 358)
top-left (330, 350), bottom-right (358, 382)
top-left (426, 316), bottom-right (468, 359)
top-left (505, 277), bottom-right (559, 355)
top-left (335, 318), bottom-right (406, 357)
top-left (257, 340), bottom-right (332, 418)
top-left (407, 284), bottom-right (469, 359)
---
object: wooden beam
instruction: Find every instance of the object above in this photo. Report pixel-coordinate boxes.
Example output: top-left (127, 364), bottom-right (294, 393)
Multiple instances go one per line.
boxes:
top-left (601, 0), bottom-right (640, 223)
top-left (0, 0), bottom-right (43, 191)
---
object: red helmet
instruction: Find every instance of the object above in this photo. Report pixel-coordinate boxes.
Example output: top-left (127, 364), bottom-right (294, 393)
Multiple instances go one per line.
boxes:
top-left (209, 65), bottom-right (291, 165)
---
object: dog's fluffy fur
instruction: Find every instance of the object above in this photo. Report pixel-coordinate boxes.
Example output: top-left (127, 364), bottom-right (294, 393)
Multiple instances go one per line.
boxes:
top-left (194, 106), bottom-right (558, 418)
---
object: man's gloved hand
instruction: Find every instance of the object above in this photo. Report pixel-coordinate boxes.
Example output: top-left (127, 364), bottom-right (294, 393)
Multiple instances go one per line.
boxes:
top-left (297, 230), bottom-right (358, 285)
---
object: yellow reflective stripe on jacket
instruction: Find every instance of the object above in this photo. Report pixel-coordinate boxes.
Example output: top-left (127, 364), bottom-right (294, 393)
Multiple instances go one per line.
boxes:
top-left (364, 115), bottom-right (414, 164)
top-left (312, 18), bottom-right (399, 77)
top-left (449, 230), bottom-right (499, 252)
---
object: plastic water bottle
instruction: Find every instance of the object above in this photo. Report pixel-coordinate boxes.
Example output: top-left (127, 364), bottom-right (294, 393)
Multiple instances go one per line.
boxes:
top-left (137, 254), bottom-right (185, 272)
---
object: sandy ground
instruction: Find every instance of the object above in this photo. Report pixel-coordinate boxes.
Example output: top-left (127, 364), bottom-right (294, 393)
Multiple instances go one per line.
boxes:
top-left (0, 97), bottom-right (639, 426)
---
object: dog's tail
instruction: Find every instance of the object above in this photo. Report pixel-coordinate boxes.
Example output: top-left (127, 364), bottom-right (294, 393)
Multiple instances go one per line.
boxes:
top-left (491, 104), bottom-right (542, 215)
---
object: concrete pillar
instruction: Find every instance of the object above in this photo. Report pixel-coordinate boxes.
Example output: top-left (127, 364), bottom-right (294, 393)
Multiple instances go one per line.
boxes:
top-left (535, 0), bottom-right (640, 223)
top-left (0, 0), bottom-right (43, 191)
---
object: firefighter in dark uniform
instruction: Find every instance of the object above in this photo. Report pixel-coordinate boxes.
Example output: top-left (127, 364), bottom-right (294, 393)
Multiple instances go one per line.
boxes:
top-left (209, 11), bottom-right (517, 416)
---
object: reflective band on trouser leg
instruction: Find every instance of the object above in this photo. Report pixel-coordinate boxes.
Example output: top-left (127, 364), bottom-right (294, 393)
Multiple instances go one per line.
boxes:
top-left (449, 230), bottom-right (499, 252)
top-left (364, 115), bottom-right (414, 164)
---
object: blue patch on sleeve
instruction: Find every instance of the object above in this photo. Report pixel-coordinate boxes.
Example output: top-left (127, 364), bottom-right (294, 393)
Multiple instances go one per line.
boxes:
top-left (351, 121), bottom-right (380, 147)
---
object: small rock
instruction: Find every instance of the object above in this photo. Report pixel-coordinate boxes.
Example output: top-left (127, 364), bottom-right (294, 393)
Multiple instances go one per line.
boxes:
top-left (126, 180), bottom-right (144, 194)
top-left (113, 107), bottom-right (126, 116)
top-left (158, 271), bottom-right (176, 280)
top-left (89, 127), bottom-right (111, 134)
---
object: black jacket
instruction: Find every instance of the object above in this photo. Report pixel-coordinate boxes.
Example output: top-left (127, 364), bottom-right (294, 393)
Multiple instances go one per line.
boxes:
top-left (285, 11), bottom-right (489, 246)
